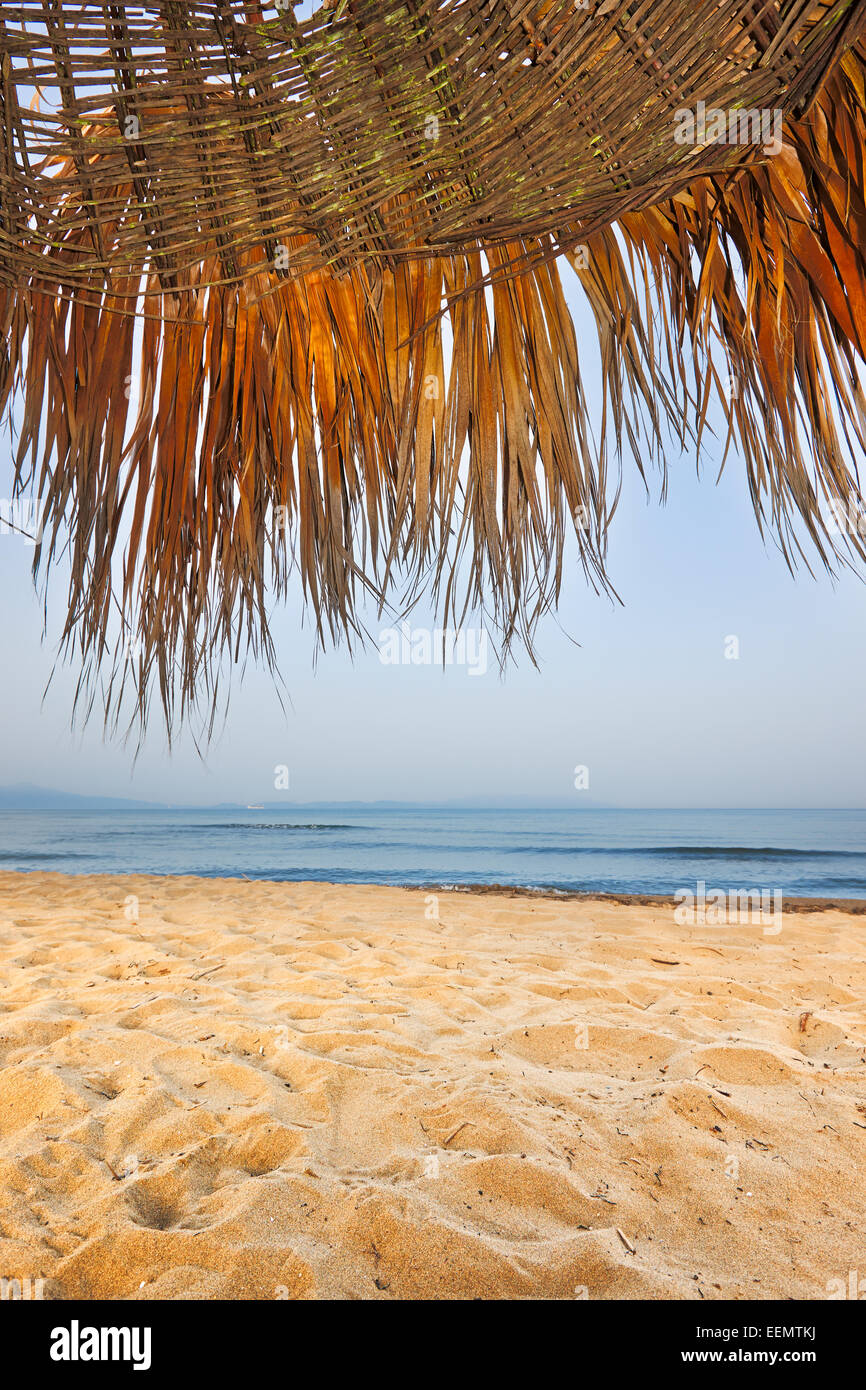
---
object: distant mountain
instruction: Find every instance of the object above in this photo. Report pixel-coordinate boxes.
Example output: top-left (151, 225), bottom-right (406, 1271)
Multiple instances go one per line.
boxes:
top-left (0, 784), bottom-right (611, 812)
top-left (0, 783), bottom-right (169, 811)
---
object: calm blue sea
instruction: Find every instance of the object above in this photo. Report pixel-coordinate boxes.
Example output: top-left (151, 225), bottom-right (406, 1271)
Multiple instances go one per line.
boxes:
top-left (0, 807), bottom-right (864, 898)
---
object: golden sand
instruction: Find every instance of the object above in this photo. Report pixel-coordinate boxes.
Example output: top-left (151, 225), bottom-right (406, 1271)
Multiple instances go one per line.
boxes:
top-left (0, 871), bottom-right (864, 1300)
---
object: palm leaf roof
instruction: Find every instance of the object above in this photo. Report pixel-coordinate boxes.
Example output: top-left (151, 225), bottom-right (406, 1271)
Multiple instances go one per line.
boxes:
top-left (1, 1), bottom-right (865, 731)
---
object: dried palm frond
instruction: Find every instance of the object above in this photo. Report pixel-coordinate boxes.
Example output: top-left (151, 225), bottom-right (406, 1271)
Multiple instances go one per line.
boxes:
top-left (1, 1), bottom-right (865, 734)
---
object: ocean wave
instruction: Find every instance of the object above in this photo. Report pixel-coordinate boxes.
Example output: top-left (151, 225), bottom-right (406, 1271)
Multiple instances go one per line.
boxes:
top-left (810, 877), bottom-right (866, 890)
top-left (0, 850), bottom-right (88, 861)
top-left (172, 823), bottom-right (358, 832)
top-left (501, 844), bottom-right (866, 859)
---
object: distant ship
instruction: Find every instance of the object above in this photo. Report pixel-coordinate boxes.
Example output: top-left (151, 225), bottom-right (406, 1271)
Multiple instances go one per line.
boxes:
top-left (246, 804), bottom-right (264, 810)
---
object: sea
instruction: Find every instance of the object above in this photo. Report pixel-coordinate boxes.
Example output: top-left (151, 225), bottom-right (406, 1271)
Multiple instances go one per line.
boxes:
top-left (0, 807), bottom-right (864, 899)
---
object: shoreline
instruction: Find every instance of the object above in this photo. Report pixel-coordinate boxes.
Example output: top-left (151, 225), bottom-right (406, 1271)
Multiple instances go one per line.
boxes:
top-left (2, 866), bottom-right (865, 914)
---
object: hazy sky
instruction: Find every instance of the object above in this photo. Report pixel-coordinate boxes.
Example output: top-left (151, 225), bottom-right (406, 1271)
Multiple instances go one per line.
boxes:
top-left (2, 278), bottom-right (864, 809)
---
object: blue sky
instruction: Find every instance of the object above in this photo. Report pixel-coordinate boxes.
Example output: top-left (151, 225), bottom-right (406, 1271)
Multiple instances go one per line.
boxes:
top-left (1, 279), bottom-right (864, 809)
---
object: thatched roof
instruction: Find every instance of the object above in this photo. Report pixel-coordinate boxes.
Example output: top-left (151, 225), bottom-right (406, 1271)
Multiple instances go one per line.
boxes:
top-left (1, 1), bottom-right (865, 731)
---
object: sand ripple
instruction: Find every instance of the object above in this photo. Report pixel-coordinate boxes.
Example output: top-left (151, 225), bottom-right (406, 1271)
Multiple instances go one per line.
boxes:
top-left (0, 873), bottom-right (864, 1299)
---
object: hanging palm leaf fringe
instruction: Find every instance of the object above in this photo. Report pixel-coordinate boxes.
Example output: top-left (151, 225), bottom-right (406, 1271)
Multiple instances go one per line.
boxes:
top-left (1, 1), bottom-right (865, 734)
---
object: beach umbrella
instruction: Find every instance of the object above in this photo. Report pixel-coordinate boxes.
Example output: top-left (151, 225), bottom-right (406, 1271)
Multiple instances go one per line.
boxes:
top-left (1, 1), bottom-right (865, 731)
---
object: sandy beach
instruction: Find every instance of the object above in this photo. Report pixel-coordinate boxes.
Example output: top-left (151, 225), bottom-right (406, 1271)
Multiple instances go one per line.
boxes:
top-left (0, 870), bottom-right (864, 1301)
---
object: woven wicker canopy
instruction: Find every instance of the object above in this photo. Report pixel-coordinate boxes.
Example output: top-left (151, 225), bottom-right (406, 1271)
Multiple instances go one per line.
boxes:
top-left (1, 2), bottom-right (865, 731)
top-left (0, 1), bottom-right (858, 284)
